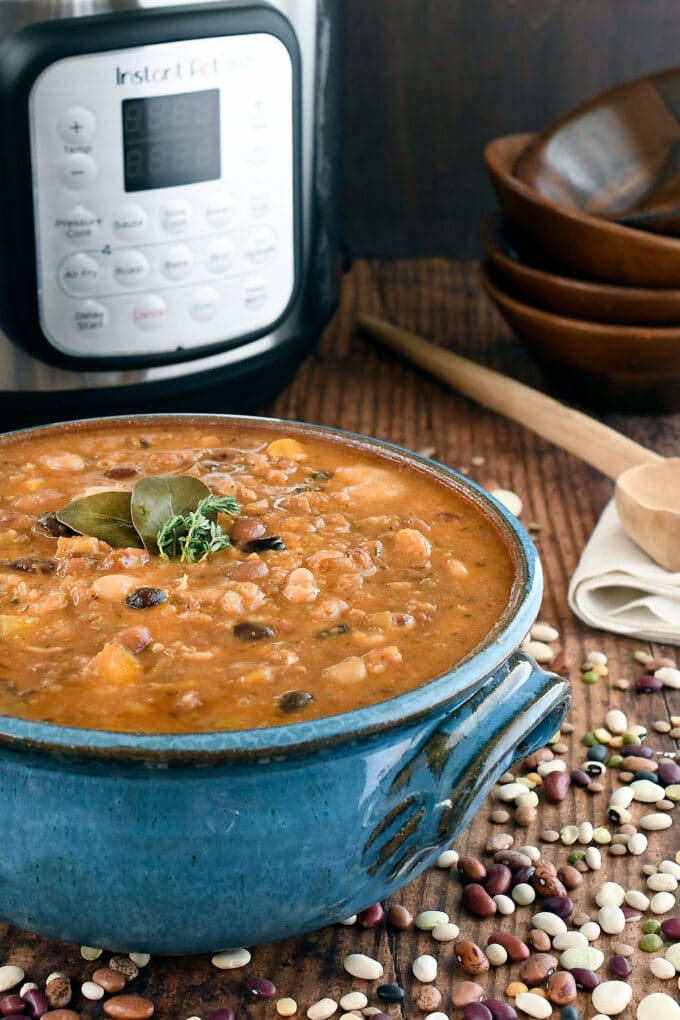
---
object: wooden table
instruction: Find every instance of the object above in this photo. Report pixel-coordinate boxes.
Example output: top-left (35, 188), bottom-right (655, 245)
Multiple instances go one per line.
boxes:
top-left (2, 260), bottom-right (679, 1019)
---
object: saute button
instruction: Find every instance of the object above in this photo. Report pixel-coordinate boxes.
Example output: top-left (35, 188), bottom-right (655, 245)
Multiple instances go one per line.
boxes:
top-left (55, 205), bottom-right (101, 245)
top-left (160, 245), bottom-right (194, 281)
top-left (57, 106), bottom-right (96, 144)
top-left (204, 193), bottom-right (235, 228)
top-left (159, 199), bottom-right (193, 234)
top-left (206, 238), bottom-right (235, 274)
top-left (243, 276), bottom-right (267, 312)
top-left (112, 204), bottom-right (148, 241)
top-left (59, 253), bottom-right (101, 294)
top-left (112, 249), bottom-right (149, 288)
top-left (59, 153), bottom-right (97, 190)
top-left (132, 294), bottom-right (167, 331)
top-left (190, 286), bottom-right (220, 322)
top-left (73, 299), bottom-right (109, 334)
top-left (244, 227), bottom-right (276, 265)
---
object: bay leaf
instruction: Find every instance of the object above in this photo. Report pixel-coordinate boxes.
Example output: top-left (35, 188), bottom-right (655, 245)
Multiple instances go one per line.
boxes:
top-left (130, 475), bottom-right (211, 554)
top-left (55, 491), bottom-right (142, 548)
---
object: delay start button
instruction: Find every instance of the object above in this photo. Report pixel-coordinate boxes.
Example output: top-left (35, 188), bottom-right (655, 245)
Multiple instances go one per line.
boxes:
top-left (132, 294), bottom-right (167, 331)
top-left (73, 300), bottom-right (109, 334)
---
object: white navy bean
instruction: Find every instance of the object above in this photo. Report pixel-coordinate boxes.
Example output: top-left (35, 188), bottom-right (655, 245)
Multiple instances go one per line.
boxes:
top-left (432, 923), bottom-right (460, 942)
top-left (128, 953), bottom-right (150, 967)
top-left (609, 787), bottom-right (634, 808)
top-left (412, 955), bottom-right (437, 983)
top-left (0, 968), bottom-right (24, 994)
top-left (651, 892), bottom-right (676, 914)
top-left (586, 846), bottom-right (602, 869)
top-left (552, 932), bottom-right (588, 950)
top-left (660, 861), bottom-right (680, 881)
top-left (537, 760), bottom-right (567, 776)
top-left (605, 710), bottom-right (628, 734)
top-left (340, 915), bottom-right (357, 926)
top-left (637, 992), bottom-right (680, 1020)
top-left (532, 912), bottom-right (567, 935)
top-left (632, 780), bottom-right (666, 803)
top-left (435, 850), bottom-right (458, 869)
top-left (514, 992), bottom-right (552, 1018)
top-left (212, 948), bottom-right (252, 969)
top-left (530, 623), bottom-right (559, 643)
top-left (628, 833), bottom-right (649, 855)
top-left (344, 955), bottom-right (384, 980)
top-left (625, 890), bottom-right (650, 911)
top-left (559, 946), bottom-right (604, 971)
top-left (578, 822), bottom-right (594, 844)
top-left (494, 895), bottom-right (515, 915)
top-left (656, 666), bottom-right (680, 689)
top-left (496, 784), bottom-right (529, 802)
top-left (486, 944), bottom-right (508, 967)
top-left (648, 874), bottom-right (679, 892)
top-left (598, 905), bottom-right (626, 934)
top-left (560, 825), bottom-right (579, 846)
top-left (424, 1013), bottom-right (449, 1020)
top-left (651, 958), bottom-right (676, 980)
top-left (586, 651), bottom-right (608, 665)
top-left (81, 982), bottom-right (105, 1001)
top-left (416, 910), bottom-right (449, 930)
top-left (512, 883), bottom-right (536, 906)
top-left (307, 999), bottom-right (338, 1020)
top-left (580, 922), bottom-right (601, 942)
top-left (523, 640), bottom-right (553, 663)
top-left (591, 981), bottom-right (632, 1016)
top-left (518, 845), bottom-right (541, 862)
top-left (596, 882), bottom-right (625, 907)
top-left (665, 943), bottom-right (680, 971)
top-left (640, 813), bottom-right (673, 831)
top-left (340, 994), bottom-right (367, 1011)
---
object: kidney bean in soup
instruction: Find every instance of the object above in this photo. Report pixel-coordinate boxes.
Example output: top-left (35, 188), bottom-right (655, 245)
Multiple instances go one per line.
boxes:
top-left (0, 422), bottom-right (515, 733)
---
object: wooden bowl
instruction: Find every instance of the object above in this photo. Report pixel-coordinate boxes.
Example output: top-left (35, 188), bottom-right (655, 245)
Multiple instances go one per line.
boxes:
top-left (484, 133), bottom-right (680, 287)
top-left (479, 263), bottom-right (680, 413)
top-left (481, 215), bottom-right (680, 325)
top-left (513, 69), bottom-right (680, 235)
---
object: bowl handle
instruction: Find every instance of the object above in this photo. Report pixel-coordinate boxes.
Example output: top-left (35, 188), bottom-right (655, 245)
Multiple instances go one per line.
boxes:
top-left (362, 651), bottom-right (570, 883)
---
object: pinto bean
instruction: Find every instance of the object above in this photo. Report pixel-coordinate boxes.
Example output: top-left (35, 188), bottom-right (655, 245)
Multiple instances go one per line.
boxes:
top-left (229, 518), bottom-right (266, 544)
top-left (229, 559), bottom-right (269, 582)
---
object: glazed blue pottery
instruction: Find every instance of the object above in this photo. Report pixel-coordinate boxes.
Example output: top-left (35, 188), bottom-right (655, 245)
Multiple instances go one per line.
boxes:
top-left (0, 415), bottom-right (570, 954)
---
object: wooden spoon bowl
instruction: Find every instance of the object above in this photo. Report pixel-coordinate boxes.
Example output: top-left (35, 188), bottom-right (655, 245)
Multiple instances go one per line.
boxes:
top-left (514, 68), bottom-right (680, 236)
top-left (484, 133), bottom-right (680, 287)
top-left (616, 459), bottom-right (680, 573)
top-left (482, 216), bottom-right (680, 326)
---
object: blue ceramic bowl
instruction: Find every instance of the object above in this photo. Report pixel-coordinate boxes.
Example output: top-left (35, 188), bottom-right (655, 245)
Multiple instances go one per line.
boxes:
top-left (0, 415), bottom-right (570, 953)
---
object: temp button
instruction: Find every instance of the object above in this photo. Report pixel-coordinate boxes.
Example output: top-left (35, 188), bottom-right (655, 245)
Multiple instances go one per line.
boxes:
top-left (59, 153), bottom-right (97, 191)
top-left (57, 106), bottom-right (96, 144)
top-left (73, 300), bottom-right (109, 334)
top-left (59, 253), bottom-right (101, 294)
top-left (133, 294), bottom-right (167, 331)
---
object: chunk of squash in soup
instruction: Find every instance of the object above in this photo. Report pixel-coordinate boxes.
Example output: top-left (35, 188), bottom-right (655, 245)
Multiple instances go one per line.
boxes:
top-left (0, 423), bottom-right (515, 733)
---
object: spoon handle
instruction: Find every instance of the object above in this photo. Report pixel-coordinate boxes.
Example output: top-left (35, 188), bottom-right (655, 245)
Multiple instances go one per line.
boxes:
top-left (360, 316), bottom-right (661, 480)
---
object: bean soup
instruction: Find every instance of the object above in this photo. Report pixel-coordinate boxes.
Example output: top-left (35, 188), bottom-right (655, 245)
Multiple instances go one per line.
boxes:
top-left (0, 419), bottom-right (516, 732)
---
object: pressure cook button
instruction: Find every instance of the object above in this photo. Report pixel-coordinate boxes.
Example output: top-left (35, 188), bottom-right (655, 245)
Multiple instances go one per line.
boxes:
top-left (132, 294), bottom-right (167, 331)
top-left (59, 253), bottom-right (101, 294)
top-left (244, 227), bottom-right (276, 265)
top-left (159, 199), bottom-right (193, 235)
top-left (206, 238), bottom-right (235, 274)
top-left (57, 106), bottom-right (97, 144)
top-left (112, 204), bottom-right (148, 241)
top-left (112, 249), bottom-right (149, 288)
top-left (160, 245), bottom-right (194, 282)
top-left (55, 205), bottom-right (101, 246)
top-left (59, 153), bottom-right (97, 191)
top-left (204, 193), bottom-right (235, 228)
top-left (190, 286), bottom-right (220, 322)
top-left (243, 276), bottom-right (267, 312)
top-left (73, 299), bottom-right (109, 334)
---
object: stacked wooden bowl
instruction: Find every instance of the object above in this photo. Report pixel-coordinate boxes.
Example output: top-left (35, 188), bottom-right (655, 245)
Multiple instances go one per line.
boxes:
top-left (481, 70), bottom-right (680, 413)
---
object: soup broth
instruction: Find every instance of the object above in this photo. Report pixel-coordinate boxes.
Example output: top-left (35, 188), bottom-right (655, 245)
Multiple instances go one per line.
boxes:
top-left (0, 420), bottom-right (516, 733)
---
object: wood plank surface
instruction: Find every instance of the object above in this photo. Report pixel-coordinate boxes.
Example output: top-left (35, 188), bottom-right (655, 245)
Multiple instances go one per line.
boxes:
top-left (1, 260), bottom-right (678, 1020)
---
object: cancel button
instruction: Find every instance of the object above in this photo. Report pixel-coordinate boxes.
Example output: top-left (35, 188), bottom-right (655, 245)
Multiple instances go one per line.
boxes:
top-left (73, 300), bottom-right (109, 333)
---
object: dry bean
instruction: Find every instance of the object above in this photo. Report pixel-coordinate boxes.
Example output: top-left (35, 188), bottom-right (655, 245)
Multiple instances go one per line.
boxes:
top-left (545, 972), bottom-right (577, 1006)
top-left (0, 971), bottom-right (23, 995)
top-left (432, 923), bottom-right (460, 942)
top-left (416, 910), bottom-right (449, 930)
top-left (513, 993), bottom-right (551, 1019)
top-left (454, 942), bottom-right (489, 975)
top-left (528, 930), bottom-right (551, 952)
top-left (386, 905), bottom-right (413, 929)
top-left (463, 885), bottom-right (496, 918)
top-left (651, 892), bottom-right (677, 914)
top-left (340, 994), bottom-right (367, 1012)
top-left (414, 988), bottom-right (442, 1012)
top-left (451, 984), bottom-right (484, 1009)
top-left (518, 954), bottom-right (557, 986)
top-left (487, 932), bottom-right (530, 961)
top-left (211, 949), bottom-right (251, 970)
top-left (413, 955), bottom-right (437, 983)
top-left (103, 996), bottom-right (154, 1020)
top-left (344, 956), bottom-right (383, 980)
top-left (591, 982), bottom-right (632, 1016)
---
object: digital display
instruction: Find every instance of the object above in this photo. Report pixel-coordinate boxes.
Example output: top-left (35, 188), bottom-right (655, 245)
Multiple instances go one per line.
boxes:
top-left (122, 89), bottom-right (221, 192)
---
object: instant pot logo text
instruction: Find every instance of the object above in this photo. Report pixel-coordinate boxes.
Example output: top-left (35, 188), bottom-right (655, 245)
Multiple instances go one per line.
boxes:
top-left (115, 53), bottom-right (251, 85)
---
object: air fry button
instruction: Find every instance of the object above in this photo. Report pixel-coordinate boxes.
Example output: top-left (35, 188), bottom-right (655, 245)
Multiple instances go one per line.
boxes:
top-left (133, 294), bottom-right (167, 331)
top-left (59, 253), bottom-right (101, 295)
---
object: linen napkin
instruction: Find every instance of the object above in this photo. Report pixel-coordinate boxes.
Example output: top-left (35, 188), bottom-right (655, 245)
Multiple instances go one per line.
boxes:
top-left (568, 500), bottom-right (680, 646)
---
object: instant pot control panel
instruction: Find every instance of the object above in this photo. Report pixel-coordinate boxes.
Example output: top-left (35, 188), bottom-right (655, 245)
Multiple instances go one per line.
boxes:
top-left (0, 7), bottom-right (301, 367)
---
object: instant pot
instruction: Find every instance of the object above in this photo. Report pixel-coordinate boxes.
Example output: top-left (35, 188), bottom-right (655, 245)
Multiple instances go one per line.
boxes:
top-left (0, 0), bottom-right (342, 422)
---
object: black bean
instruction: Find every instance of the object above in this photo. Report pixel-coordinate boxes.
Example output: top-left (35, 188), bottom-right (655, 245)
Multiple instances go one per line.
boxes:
top-left (3, 557), bottom-right (55, 575)
top-left (104, 467), bottom-right (138, 479)
top-left (278, 690), bottom-right (314, 713)
top-left (377, 985), bottom-right (405, 1003)
top-left (317, 624), bottom-right (351, 638)
top-left (125, 587), bottom-right (168, 609)
top-left (240, 536), bottom-right (286, 553)
top-left (36, 512), bottom-right (75, 538)
top-left (233, 621), bottom-right (275, 641)
top-left (585, 744), bottom-right (608, 763)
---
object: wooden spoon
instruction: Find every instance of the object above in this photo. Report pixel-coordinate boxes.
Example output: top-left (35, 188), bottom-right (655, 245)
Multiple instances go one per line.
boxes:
top-left (359, 315), bottom-right (680, 572)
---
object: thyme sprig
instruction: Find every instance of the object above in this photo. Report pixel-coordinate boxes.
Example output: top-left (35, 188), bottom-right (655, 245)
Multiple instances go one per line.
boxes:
top-left (157, 494), bottom-right (240, 563)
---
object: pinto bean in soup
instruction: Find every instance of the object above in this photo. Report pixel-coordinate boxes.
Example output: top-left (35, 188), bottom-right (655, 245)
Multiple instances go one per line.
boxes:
top-left (0, 421), bottom-right (515, 733)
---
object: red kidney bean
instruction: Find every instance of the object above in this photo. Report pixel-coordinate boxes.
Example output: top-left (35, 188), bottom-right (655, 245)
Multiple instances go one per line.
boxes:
top-left (246, 979), bottom-right (277, 999)
top-left (486, 932), bottom-right (530, 961)
top-left (659, 761), bottom-right (680, 785)
top-left (661, 917), bottom-right (680, 939)
top-left (637, 675), bottom-right (663, 692)
top-left (463, 883), bottom-right (497, 918)
top-left (512, 865), bottom-right (535, 886)
top-left (0, 1001), bottom-right (25, 1017)
top-left (464, 1005), bottom-right (492, 1020)
top-left (357, 903), bottom-right (385, 928)
top-left (543, 771), bottom-right (571, 803)
top-left (22, 993), bottom-right (48, 1019)
top-left (207, 1011), bottom-right (235, 1020)
top-left (484, 864), bottom-right (512, 896)
top-left (542, 895), bottom-right (574, 918)
top-left (458, 856), bottom-right (487, 882)
top-left (609, 956), bottom-right (633, 978)
top-left (569, 968), bottom-right (601, 990)
top-left (482, 1000), bottom-right (517, 1020)
top-left (570, 769), bottom-right (592, 787)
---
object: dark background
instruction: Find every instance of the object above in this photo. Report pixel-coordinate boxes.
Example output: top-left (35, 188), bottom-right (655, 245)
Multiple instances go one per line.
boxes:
top-left (343, 0), bottom-right (680, 258)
